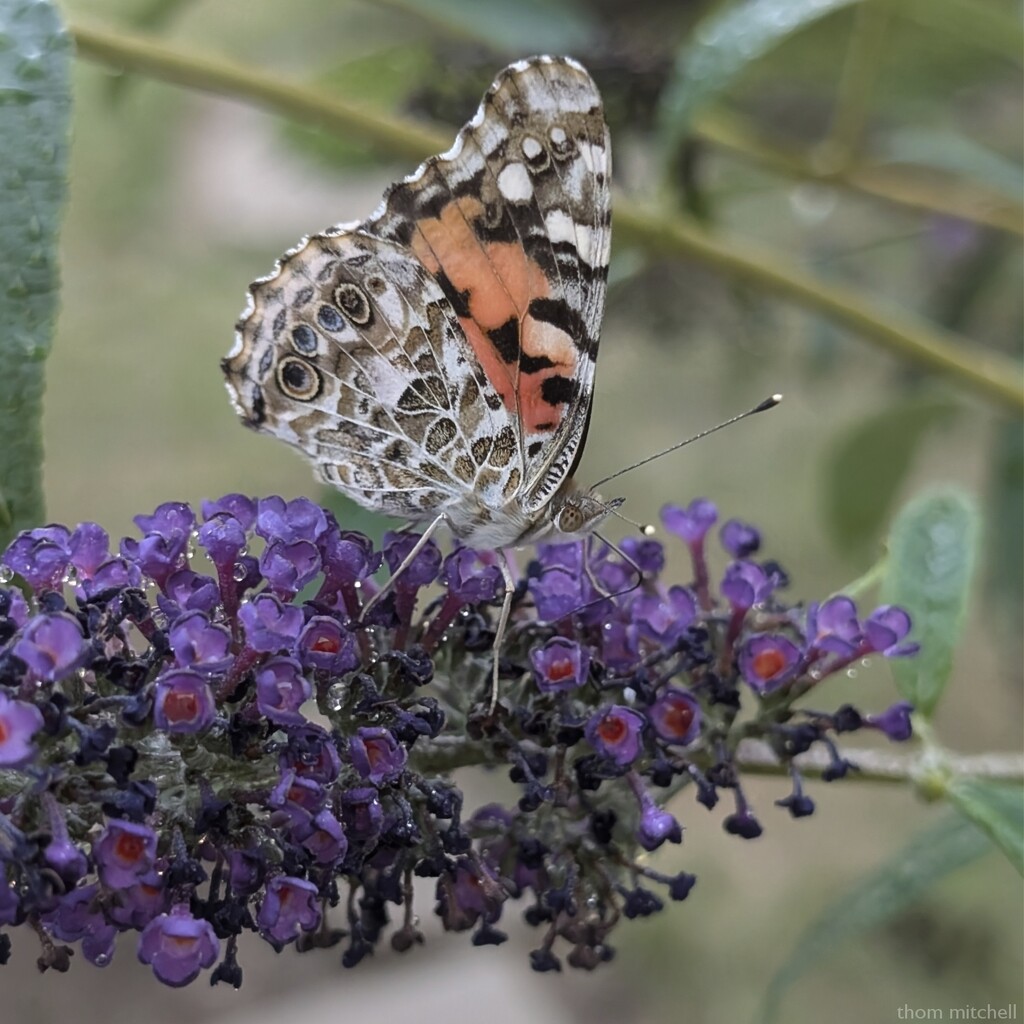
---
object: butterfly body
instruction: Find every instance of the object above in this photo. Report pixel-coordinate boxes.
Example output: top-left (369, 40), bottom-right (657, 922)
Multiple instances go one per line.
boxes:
top-left (223, 56), bottom-right (612, 557)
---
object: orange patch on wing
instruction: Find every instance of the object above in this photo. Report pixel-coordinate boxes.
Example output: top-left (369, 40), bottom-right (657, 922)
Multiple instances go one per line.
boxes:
top-left (519, 317), bottom-right (578, 434)
top-left (409, 199), bottom-right (554, 417)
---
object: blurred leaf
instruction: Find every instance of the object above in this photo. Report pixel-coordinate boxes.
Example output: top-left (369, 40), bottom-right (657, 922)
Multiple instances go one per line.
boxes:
top-left (657, 0), bottom-right (856, 157)
top-left (880, 128), bottom-right (1024, 205)
top-left (821, 396), bottom-right (955, 556)
top-left (880, 489), bottom-right (980, 718)
top-left (0, 0), bottom-right (71, 547)
top-left (317, 487), bottom-right (395, 550)
top-left (369, 0), bottom-right (597, 53)
top-left (899, 0), bottom-right (1024, 62)
top-left (984, 420), bottom-right (1023, 636)
top-left (283, 46), bottom-right (437, 171)
top-left (758, 811), bottom-right (996, 1024)
top-left (946, 778), bottom-right (1024, 876)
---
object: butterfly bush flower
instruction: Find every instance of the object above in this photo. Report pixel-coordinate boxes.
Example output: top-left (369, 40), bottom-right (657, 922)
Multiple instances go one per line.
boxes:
top-left (0, 493), bottom-right (919, 984)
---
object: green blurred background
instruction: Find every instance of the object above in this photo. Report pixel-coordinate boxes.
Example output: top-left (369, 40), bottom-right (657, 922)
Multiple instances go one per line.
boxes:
top-left (12, 0), bottom-right (1023, 1020)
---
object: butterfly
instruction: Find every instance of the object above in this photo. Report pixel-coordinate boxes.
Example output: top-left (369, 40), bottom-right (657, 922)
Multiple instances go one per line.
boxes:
top-left (223, 56), bottom-right (616, 704)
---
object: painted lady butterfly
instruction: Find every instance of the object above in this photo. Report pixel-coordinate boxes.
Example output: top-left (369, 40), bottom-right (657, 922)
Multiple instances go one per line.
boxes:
top-left (223, 56), bottom-right (615, 700)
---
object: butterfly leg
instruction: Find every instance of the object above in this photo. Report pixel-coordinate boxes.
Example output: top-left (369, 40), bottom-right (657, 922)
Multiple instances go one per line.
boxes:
top-left (488, 550), bottom-right (516, 714)
top-left (360, 512), bottom-right (450, 622)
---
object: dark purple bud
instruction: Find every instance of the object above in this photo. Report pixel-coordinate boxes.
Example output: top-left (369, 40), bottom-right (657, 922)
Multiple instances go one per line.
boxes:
top-left (94, 818), bottom-right (158, 889)
top-left (257, 875), bottom-right (321, 946)
top-left (719, 518), bottom-right (761, 558)
top-left (152, 670), bottom-right (216, 734)
top-left (296, 616), bottom-right (359, 674)
top-left (636, 797), bottom-right (682, 852)
top-left (440, 549), bottom-right (503, 604)
top-left (585, 706), bottom-right (646, 766)
top-left (0, 692), bottom-right (44, 767)
top-left (647, 687), bottom-right (701, 746)
top-left (383, 531), bottom-right (442, 590)
top-left (283, 726), bottom-right (341, 784)
top-left (618, 536), bottom-right (665, 575)
top-left (254, 656), bottom-right (311, 727)
top-left (631, 585), bottom-right (696, 644)
top-left (255, 496), bottom-right (327, 545)
top-left (530, 637), bottom-right (590, 693)
top-left (864, 700), bottom-right (914, 741)
top-left (721, 561), bottom-right (773, 612)
top-left (661, 498), bottom-right (717, 545)
top-left (137, 904), bottom-right (219, 987)
top-left (349, 727), bottom-right (407, 785)
top-left (2, 526), bottom-right (71, 592)
top-left (0, 587), bottom-right (29, 629)
top-left (238, 593), bottom-right (304, 652)
top-left (226, 849), bottom-right (265, 896)
top-left (201, 494), bottom-right (257, 530)
top-left (340, 787), bottom-right (384, 843)
top-left (738, 634), bottom-right (803, 693)
top-left (12, 612), bottom-right (88, 683)
top-left (259, 539), bottom-right (321, 595)
top-left (168, 611), bottom-right (232, 673)
top-left (863, 606), bottom-right (919, 657)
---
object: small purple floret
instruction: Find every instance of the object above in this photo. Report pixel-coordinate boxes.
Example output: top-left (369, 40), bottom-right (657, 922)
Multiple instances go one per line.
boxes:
top-left (137, 903), bottom-right (219, 987)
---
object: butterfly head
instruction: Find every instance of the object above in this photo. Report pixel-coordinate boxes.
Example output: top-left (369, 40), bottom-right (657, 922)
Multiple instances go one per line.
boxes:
top-left (550, 489), bottom-right (620, 540)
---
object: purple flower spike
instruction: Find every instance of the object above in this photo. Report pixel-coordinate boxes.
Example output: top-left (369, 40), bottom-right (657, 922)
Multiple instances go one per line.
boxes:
top-left (631, 585), bottom-right (696, 644)
top-left (2, 526), bottom-right (71, 592)
top-left (807, 596), bottom-right (861, 655)
top-left (349, 726), bottom-right (407, 785)
top-left (738, 634), bottom-right (803, 693)
top-left (530, 637), bottom-right (590, 693)
top-left (661, 498), bottom-right (717, 544)
top-left (137, 903), bottom-right (219, 987)
top-left (630, 775), bottom-right (683, 852)
top-left (152, 670), bottom-right (217, 734)
top-left (94, 819), bottom-right (158, 890)
top-left (255, 656), bottom-right (312, 727)
top-left (529, 568), bottom-right (582, 622)
top-left (720, 519), bottom-right (761, 558)
top-left (297, 616), bottom-right (359, 674)
top-left (13, 612), bottom-right (88, 682)
top-left (863, 606), bottom-right (919, 657)
top-left (648, 688), bottom-right (701, 746)
top-left (259, 539), bottom-right (322, 595)
top-left (257, 875), bottom-right (321, 947)
top-left (865, 701), bottom-right (914, 741)
top-left (68, 522), bottom-right (111, 578)
top-left (0, 692), bottom-right (44, 767)
top-left (383, 531), bottom-right (442, 590)
top-left (441, 549), bottom-right (503, 605)
top-left (201, 494), bottom-right (257, 530)
top-left (586, 706), bottom-right (646, 766)
top-left (168, 611), bottom-right (232, 672)
top-left (255, 496), bottom-right (328, 545)
top-left (721, 561), bottom-right (773, 612)
top-left (238, 593), bottom-right (304, 652)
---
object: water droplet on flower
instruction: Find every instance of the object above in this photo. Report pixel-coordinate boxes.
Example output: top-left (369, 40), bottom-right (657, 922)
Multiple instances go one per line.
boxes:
top-left (859, 658), bottom-right (871, 668)
top-left (232, 563), bottom-right (247, 582)
top-left (326, 683), bottom-right (346, 710)
top-left (808, 669), bottom-right (822, 682)
top-left (62, 567), bottom-right (78, 586)
top-left (353, 580), bottom-right (362, 590)
top-left (187, 543), bottom-right (197, 560)
top-left (845, 668), bottom-right (857, 679)
top-left (92, 952), bottom-right (111, 967)
top-left (0, 566), bottom-right (13, 583)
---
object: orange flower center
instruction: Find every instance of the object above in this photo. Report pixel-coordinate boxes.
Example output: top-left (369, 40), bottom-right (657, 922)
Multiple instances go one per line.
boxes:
top-left (597, 717), bottom-right (627, 743)
top-left (164, 690), bottom-right (199, 723)
top-left (752, 649), bottom-right (786, 679)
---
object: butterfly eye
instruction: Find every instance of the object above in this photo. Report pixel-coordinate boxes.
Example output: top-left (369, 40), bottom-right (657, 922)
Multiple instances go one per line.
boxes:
top-left (276, 356), bottom-right (322, 401)
top-left (557, 504), bottom-right (585, 534)
top-left (333, 283), bottom-right (372, 326)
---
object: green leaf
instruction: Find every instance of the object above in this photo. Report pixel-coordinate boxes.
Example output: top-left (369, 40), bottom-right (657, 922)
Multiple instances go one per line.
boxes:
top-left (880, 127), bottom-right (1024, 205)
top-left (758, 812), bottom-right (995, 1024)
top-left (880, 490), bottom-right (980, 718)
top-left (946, 778), bottom-right (1024, 876)
top-left (821, 398), bottom-right (955, 558)
top-left (899, 0), bottom-right (1024, 62)
top-left (372, 0), bottom-right (597, 54)
top-left (657, 0), bottom-right (856, 157)
top-left (0, 0), bottom-right (71, 548)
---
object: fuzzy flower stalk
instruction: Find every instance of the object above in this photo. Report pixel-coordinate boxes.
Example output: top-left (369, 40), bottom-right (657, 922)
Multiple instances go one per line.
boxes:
top-left (0, 495), bottom-right (917, 984)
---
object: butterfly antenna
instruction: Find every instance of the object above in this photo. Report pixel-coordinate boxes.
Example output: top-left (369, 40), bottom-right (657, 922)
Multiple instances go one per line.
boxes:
top-left (600, 497), bottom-right (656, 537)
top-left (589, 394), bottom-right (782, 492)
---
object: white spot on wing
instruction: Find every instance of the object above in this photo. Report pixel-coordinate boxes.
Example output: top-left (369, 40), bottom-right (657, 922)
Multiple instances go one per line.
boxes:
top-left (497, 162), bottom-right (533, 202)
